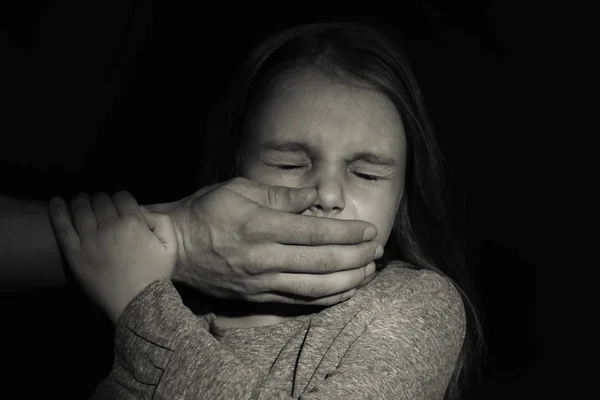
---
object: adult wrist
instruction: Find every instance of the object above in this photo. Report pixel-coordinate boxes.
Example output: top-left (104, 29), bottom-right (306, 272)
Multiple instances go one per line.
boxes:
top-left (144, 201), bottom-right (189, 283)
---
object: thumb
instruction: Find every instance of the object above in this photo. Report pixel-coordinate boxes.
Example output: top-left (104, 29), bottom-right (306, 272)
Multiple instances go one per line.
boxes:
top-left (140, 210), bottom-right (178, 254)
top-left (227, 178), bottom-right (317, 213)
top-left (260, 185), bottom-right (317, 213)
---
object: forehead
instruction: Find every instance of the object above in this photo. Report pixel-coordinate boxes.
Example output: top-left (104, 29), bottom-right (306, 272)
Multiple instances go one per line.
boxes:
top-left (247, 70), bottom-right (406, 154)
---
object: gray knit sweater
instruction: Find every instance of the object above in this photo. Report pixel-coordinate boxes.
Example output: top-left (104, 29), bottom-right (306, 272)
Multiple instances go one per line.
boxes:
top-left (91, 261), bottom-right (466, 399)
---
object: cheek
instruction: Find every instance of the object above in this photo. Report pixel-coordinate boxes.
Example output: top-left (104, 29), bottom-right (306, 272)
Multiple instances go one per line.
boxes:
top-left (240, 150), bottom-right (403, 247)
top-left (238, 153), bottom-right (261, 180)
top-left (354, 194), bottom-right (399, 246)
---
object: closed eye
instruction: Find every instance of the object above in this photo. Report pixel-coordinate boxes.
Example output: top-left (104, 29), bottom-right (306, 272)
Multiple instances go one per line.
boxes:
top-left (353, 172), bottom-right (379, 181)
top-left (273, 165), bottom-right (305, 170)
top-left (348, 167), bottom-right (379, 181)
top-left (268, 163), bottom-right (380, 181)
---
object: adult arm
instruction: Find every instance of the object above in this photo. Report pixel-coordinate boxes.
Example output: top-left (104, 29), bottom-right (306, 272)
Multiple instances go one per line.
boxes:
top-left (91, 272), bottom-right (465, 400)
top-left (3, 178), bottom-right (380, 304)
top-left (8, 179), bottom-right (378, 299)
top-left (0, 194), bottom-right (66, 291)
top-left (0, 194), bottom-right (171, 292)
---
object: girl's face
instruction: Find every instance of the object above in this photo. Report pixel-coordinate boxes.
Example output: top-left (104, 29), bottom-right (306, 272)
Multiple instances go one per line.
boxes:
top-left (239, 70), bottom-right (407, 247)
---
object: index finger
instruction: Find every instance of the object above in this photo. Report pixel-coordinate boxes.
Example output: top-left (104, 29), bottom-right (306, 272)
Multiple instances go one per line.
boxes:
top-left (111, 191), bottom-right (144, 219)
top-left (250, 209), bottom-right (377, 245)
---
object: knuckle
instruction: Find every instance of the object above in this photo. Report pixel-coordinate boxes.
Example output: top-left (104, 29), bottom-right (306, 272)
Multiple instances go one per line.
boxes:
top-left (121, 215), bottom-right (141, 230)
top-left (230, 245), bottom-right (259, 276)
top-left (239, 220), bottom-right (252, 238)
top-left (278, 218), bottom-right (297, 238)
top-left (228, 177), bottom-right (247, 188)
top-left (291, 278), bottom-right (325, 298)
top-left (243, 277), bottom-right (264, 296)
top-left (308, 225), bottom-right (325, 245)
top-left (240, 215), bottom-right (259, 238)
top-left (315, 253), bottom-right (332, 273)
top-left (266, 185), bottom-right (279, 207)
top-left (306, 281), bottom-right (327, 298)
top-left (293, 251), bottom-right (314, 269)
top-left (289, 280), bottom-right (308, 297)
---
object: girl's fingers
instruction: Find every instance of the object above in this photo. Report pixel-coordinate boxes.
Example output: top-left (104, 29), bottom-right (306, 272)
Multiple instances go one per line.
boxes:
top-left (91, 192), bottom-right (119, 229)
top-left (112, 190), bottom-right (143, 219)
top-left (48, 197), bottom-right (81, 252)
top-left (70, 193), bottom-right (97, 238)
top-left (141, 210), bottom-right (178, 254)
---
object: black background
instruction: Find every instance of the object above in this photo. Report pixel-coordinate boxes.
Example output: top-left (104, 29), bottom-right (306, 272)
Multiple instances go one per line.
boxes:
top-left (0, 1), bottom-right (576, 398)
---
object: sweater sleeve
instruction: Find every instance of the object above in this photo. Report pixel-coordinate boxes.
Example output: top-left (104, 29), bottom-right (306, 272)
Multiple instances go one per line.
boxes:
top-left (306, 270), bottom-right (466, 399)
top-left (90, 272), bottom-right (465, 400)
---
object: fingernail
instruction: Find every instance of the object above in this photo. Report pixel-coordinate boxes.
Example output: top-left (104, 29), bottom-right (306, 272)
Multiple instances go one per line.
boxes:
top-left (374, 244), bottom-right (384, 259)
top-left (292, 188), bottom-right (314, 201)
top-left (342, 288), bottom-right (357, 301)
top-left (366, 262), bottom-right (376, 275)
top-left (363, 227), bottom-right (376, 241)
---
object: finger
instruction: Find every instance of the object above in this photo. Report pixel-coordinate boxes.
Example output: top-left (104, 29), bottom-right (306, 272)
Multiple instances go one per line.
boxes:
top-left (70, 193), bottom-right (97, 237)
top-left (197, 280), bottom-right (359, 307)
top-left (48, 197), bottom-right (81, 252)
top-left (247, 288), bottom-right (358, 306)
top-left (245, 241), bottom-right (383, 274)
top-left (91, 192), bottom-right (119, 229)
top-left (266, 261), bottom-right (377, 299)
top-left (227, 177), bottom-right (318, 213)
top-left (141, 210), bottom-right (177, 254)
top-left (111, 190), bottom-right (143, 219)
top-left (355, 269), bottom-right (378, 289)
top-left (247, 209), bottom-right (377, 245)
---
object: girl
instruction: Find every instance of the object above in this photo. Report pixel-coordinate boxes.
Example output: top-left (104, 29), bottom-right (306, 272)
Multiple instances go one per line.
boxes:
top-left (50, 22), bottom-right (482, 399)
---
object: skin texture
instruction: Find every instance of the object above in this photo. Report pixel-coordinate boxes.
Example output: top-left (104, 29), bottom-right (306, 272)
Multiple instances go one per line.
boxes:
top-left (46, 68), bottom-right (408, 328)
top-left (216, 69), bottom-right (408, 328)
top-left (48, 192), bottom-right (177, 324)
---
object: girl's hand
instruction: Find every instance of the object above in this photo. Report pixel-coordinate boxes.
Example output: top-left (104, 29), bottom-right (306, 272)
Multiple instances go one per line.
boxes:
top-left (49, 191), bottom-right (177, 324)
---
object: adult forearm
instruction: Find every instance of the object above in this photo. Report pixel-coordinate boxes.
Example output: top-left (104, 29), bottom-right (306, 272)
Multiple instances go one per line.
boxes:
top-left (0, 195), bottom-right (183, 292)
top-left (0, 195), bottom-right (66, 292)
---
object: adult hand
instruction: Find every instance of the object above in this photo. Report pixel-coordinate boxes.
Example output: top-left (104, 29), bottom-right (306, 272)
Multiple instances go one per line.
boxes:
top-left (148, 177), bottom-right (383, 306)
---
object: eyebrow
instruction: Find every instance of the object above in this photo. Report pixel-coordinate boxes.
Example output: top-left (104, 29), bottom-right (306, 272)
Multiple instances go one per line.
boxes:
top-left (260, 138), bottom-right (398, 166)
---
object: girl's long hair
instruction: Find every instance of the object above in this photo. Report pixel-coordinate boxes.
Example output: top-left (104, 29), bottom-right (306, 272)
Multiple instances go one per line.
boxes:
top-left (200, 22), bottom-right (484, 400)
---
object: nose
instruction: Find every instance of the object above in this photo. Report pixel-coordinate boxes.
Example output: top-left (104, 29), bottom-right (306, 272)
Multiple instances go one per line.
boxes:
top-left (308, 172), bottom-right (345, 217)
